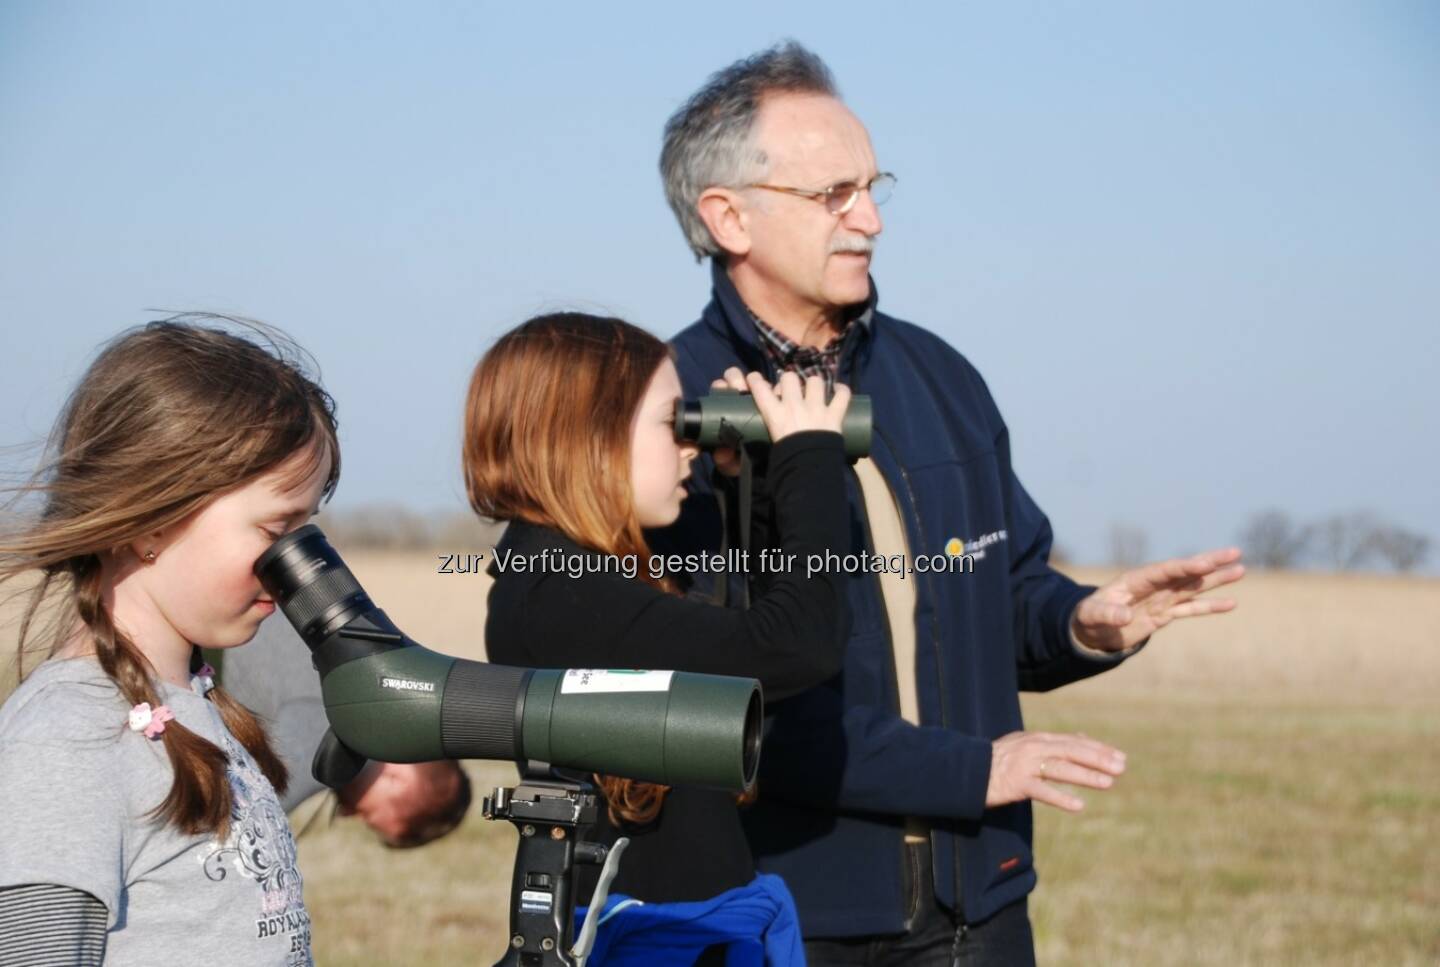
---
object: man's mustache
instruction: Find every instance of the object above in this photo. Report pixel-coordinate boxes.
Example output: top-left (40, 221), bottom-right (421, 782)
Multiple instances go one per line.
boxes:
top-left (830, 236), bottom-right (876, 255)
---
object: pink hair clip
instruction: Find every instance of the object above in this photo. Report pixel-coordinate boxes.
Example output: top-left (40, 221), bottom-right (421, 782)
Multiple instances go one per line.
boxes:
top-left (128, 702), bottom-right (175, 739)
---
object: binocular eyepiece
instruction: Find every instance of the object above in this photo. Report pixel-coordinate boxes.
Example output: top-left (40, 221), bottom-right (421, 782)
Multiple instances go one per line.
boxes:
top-left (674, 388), bottom-right (872, 458)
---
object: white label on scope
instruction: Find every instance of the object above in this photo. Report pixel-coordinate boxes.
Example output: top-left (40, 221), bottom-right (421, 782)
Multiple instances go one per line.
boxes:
top-left (560, 669), bottom-right (675, 694)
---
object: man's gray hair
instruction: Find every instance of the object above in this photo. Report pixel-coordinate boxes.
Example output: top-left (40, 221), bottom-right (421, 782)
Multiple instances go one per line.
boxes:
top-left (661, 41), bottom-right (838, 261)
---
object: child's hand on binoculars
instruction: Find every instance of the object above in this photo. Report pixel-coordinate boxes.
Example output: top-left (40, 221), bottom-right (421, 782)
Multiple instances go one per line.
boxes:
top-left (710, 367), bottom-right (852, 477)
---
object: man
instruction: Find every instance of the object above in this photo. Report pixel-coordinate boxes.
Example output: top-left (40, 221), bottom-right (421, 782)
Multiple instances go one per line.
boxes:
top-left (656, 42), bottom-right (1245, 965)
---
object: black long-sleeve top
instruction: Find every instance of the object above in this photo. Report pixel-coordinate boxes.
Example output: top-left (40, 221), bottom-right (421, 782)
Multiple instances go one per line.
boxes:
top-left (484, 430), bottom-right (851, 904)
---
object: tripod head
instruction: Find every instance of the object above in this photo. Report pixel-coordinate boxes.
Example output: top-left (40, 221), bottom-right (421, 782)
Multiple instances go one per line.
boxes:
top-left (483, 766), bottom-right (627, 967)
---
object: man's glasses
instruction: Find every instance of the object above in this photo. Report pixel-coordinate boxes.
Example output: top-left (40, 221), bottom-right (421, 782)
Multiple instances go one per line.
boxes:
top-left (746, 172), bottom-right (897, 215)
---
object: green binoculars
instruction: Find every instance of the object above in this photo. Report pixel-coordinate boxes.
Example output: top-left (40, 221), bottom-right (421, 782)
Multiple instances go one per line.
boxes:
top-left (253, 525), bottom-right (762, 794)
top-left (674, 388), bottom-right (872, 458)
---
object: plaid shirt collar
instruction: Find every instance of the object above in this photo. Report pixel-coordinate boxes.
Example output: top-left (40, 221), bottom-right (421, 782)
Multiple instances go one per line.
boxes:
top-left (748, 303), bottom-right (872, 391)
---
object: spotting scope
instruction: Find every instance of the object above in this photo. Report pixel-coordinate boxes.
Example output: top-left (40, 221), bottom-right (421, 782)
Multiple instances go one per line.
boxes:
top-left (674, 387), bottom-right (873, 458)
top-left (253, 525), bottom-right (762, 793)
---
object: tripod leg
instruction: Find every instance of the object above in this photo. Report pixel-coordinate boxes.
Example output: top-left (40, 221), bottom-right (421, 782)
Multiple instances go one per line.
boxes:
top-left (492, 821), bottom-right (579, 967)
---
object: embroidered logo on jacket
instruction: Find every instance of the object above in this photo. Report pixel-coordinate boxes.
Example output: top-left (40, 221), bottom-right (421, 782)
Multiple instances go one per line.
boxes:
top-left (946, 530), bottom-right (1007, 561)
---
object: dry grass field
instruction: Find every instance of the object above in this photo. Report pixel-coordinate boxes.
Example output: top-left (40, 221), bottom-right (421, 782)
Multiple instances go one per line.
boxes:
top-left (4, 554), bottom-right (1438, 965)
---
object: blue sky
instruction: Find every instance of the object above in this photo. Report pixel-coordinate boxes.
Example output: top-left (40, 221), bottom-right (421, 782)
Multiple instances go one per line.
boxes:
top-left (2, 1), bottom-right (1436, 568)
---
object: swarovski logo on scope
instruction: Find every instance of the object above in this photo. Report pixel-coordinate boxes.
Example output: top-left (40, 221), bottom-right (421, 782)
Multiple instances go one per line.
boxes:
top-left (380, 676), bottom-right (436, 693)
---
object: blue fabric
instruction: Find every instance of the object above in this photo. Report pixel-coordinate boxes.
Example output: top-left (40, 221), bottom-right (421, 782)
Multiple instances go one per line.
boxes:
top-left (576, 873), bottom-right (804, 967)
top-left (658, 262), bottom-right (1143, 936)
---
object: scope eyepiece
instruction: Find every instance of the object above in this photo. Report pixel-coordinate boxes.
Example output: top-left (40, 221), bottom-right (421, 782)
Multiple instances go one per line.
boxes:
top-left (254, 524), bottom-right (375, 648)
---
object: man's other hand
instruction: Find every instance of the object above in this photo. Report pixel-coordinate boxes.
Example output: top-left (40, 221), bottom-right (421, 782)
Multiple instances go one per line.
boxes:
top-left (987, 731), bottom-right (1127, 813)
top-left (1070, 547), bottom-right (1246, 654)
top-left (336, 760), bottom-right (472, 848)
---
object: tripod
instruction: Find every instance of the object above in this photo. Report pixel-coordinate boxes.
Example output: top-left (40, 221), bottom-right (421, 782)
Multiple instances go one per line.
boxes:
top-left (484, 769), bottom-right (627, 967)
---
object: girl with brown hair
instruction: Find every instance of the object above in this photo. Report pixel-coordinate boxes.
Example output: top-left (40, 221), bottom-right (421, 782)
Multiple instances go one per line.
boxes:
top-left (466, 312), bottom-right (853, 939)
top-left (0, 317), bottom-right (340, 966)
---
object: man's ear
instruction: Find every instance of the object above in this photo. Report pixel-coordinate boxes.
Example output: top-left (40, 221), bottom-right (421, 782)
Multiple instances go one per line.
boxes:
top-left (696, 187), bottom-right (752, 258)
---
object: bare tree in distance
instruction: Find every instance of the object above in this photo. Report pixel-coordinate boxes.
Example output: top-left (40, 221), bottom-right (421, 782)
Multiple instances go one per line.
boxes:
top-left (312, 504), bottom-right (506, 551)
top-left (1307, 511), bottom-right (1382, 571)
top-left (1370, 526), bottom-right (1431, 573)
top-left (1237, 508), bottom-right (1433, 573)
top-left (314, 503), bottom-right (430, 550)
top-left (430, 511), bottom-right (508, 550)
top-left (1237, 509), bottom-right (1310, 568)
top-left (1107, 522), bottom-right (1149, 568)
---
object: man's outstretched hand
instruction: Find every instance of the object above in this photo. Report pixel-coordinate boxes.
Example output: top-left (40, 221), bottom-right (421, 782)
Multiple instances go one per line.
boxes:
top-left (1070, 546), bottom-right (1246, 654)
